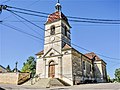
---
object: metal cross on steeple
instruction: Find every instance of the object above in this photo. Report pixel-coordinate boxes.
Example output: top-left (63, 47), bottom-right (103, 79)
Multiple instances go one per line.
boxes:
top-left (55, 0), bottom-right (61, 11)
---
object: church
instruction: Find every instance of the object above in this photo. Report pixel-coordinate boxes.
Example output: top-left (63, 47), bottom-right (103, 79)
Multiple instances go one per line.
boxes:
top-left (36, 2), bottom-right (107, 85)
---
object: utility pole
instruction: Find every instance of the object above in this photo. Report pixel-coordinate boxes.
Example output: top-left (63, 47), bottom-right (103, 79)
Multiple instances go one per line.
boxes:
top-left (0, 5), bottom-right (7, 11)
top-left (92, 55), bottom-right (96, 81)
top-left (15, 61), bottom-right (18, 72)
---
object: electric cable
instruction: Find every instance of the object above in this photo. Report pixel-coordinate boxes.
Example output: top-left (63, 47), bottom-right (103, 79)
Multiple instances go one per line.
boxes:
top-left (0, 23), bottom-right (44, 41)
top-left (11, 12), bottom-right (43, 37)
top-left (4, 7), bottom-right (120, 61)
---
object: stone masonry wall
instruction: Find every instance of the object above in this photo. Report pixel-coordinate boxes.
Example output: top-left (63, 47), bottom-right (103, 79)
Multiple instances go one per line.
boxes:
top-left (0, 72), bottom-right (30, 85)
top-left (0, 73), bottom-right (19, 84)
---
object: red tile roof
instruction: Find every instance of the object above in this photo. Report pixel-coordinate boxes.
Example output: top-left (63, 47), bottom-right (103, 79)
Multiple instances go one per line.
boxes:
top-left (84, 52), bottom-right (101, 60)
top-left (46, 11), bottom-right (69, 25)
top-left (62, 44), bottom-right (71, 50)
top-left (36, 50), bottom-right (44, 55)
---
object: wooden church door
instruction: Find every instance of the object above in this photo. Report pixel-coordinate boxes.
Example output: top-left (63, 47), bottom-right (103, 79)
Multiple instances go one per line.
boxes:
top-left (49, 61), bottom-right (55, 78)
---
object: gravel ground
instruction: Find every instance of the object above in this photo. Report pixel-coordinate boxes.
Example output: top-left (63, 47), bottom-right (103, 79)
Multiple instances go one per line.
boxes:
top-left (0, 83), bottom-right (120, 90)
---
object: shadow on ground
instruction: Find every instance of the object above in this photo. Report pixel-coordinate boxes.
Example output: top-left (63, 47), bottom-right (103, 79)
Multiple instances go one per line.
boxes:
top-left (50, 88), bottom-right (69, 90)
top-left (0, 87), bottom-right (5, 90)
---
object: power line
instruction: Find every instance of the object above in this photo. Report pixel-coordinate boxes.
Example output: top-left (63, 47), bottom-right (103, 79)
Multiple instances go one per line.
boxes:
top-left (5, 5), bottom-right (120, 23)
top-left (6, 5), bottom-right (49, 15)
top-left (0, 23), bottom-right (44, 41)
top-left (0, 21), bottom-right (59, 48)
top-left (11, 11), bottom-right (43, 37)
top-left (2, 20), bottom-right (45, 22)
top-left (4, 8), bottom-right (120, 25)
top-left (4, 9), bottom-right (60, 25)
top-left (69, 19), bottom-right (120, 24)
top-left (1, 15), bottom-right (12, 21)
top-left (72, 43), bottom-right (120, 60)
top-left (67, 16), bottom-right (120, 22)
top-left (4, 9), bottom-right (65, 49)
top-left (6, 9), bottom-right (48, 18)
top-left (6, 9), bottom-right (45, 31)
top-left (4, 6), bottom-right (120, 61)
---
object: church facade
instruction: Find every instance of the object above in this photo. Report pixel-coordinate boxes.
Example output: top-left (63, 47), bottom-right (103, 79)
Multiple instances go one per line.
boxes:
top-left (36, 2), bottom-right (107, 85)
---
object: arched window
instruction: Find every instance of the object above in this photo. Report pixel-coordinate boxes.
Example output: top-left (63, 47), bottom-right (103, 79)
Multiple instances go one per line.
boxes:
top-left (50, 25), bottom-right (55, 35)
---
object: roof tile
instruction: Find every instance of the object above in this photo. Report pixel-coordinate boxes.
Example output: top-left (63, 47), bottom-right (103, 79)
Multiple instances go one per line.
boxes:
top-left (84, 52), bottom-right (101, 60)
top-left (36, 50), bottom-right (44, 55)
top-left (46, 11), bottom-right (68, 24)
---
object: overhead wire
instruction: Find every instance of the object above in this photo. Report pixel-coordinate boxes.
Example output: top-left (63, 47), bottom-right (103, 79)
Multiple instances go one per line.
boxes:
top-left (4, 9), bottom-right (120, 24)
top-left (0, 22), bottom-right (44, 41)
top-left (67, 16), bottom-right (120, 21)
top-left (5, 9), bottom-right (72, 46)
top-left (2, 20), bottom-right (119, 62)
top-left (11, 11), bottom-right (44, 37)
top-left (6, 9), bottom-right (45, 31)
top-left (2, 20), bottom-right (45, 22)
top-left (69, 19), bottom-right (120, 24)
top-left (1, 15), bottom-right (12, 21)
top-left (1, 5), bottom-right (119, 61)
top-left (6, 5), bottom-right (49, 15)
top-left (6, 9), bottom-right (48, 18)
top-left (72, 43), bottom-right (120, 60)
top-left (1, 22), bottom-right (119, 64)
top-left (5, 9), bottom-right (120, 61)
top-left (5, 5), bottom-right (120, 24)
top-left (2, 9), bottom-right (67, 52)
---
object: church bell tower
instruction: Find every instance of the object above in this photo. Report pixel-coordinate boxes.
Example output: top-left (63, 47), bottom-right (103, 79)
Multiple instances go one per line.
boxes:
top-left (44, 1), bottom-right (71, 55)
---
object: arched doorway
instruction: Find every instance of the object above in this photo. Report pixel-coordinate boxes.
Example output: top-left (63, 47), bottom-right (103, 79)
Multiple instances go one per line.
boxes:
top-left (48, 61), bottom-right (55, 78)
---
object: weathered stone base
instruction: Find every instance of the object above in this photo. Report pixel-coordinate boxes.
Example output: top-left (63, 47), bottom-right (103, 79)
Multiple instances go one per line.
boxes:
top-left (0, 72), bottom-right (30, 85)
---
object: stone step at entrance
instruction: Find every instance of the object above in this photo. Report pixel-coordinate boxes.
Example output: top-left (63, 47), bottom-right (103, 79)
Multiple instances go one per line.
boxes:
top-left (22, 78), bottom-right (70, 88)
top-left (49, 78), bottom-right (64, 87)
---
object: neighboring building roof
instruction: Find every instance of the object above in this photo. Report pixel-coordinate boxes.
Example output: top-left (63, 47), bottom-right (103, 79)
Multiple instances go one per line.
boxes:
top-left (0, 65), bottom-right (7, 73)
top-left (84, 52), bottom-right (101, 60)
top-left (84, 52), bottom-right (106, 64)
top-left (0, 65), bottom-right (6, 70)
top-left (36, 50), bottom-right (44, 55)
top-left (62, 44), bottom-right (72, 50)
top-left (45, 11), bottom-right (71, 27)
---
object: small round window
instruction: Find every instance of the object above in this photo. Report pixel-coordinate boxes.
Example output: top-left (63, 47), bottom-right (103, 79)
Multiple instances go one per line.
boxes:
top-left (50, 53), bottom-right (54, 56)
top-left (64, 51), bottom-right (68, 54)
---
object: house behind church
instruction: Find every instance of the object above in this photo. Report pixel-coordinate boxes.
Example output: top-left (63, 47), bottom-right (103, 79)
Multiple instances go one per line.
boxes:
top-left (36, 2), bottom-right (107, 85)
top-left (0, 65), bottom-right (7, 73)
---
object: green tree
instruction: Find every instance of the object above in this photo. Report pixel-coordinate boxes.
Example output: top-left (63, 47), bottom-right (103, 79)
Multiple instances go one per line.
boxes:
top-left (21, 56), bottom-right (36, 77)
top-left (115, 68), bottom-right (120, 82)
top-left (107, 75), bottom-right (112, 83)
top-left (6, 65), bottom-right (11, 72)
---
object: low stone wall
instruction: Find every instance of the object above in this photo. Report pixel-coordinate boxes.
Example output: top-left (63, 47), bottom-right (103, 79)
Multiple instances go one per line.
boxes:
top-left (18, 73), bottom-right (30, 85)
top-left (0, 72), bottom-right (30, 85)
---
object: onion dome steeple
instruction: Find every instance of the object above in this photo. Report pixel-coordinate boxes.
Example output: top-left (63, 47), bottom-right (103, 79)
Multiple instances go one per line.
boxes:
top-left (55, 0), bottom-right (62, 12)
